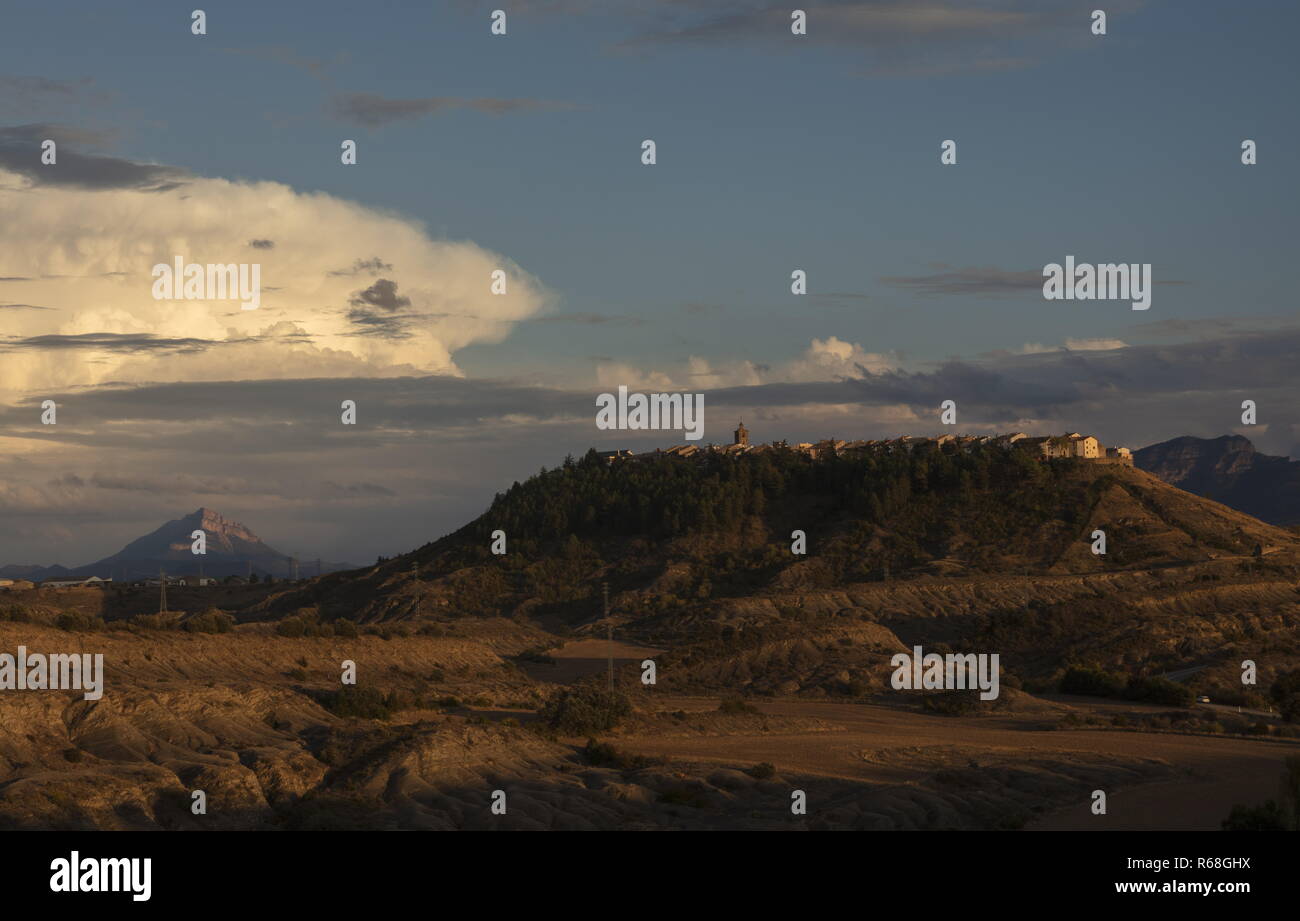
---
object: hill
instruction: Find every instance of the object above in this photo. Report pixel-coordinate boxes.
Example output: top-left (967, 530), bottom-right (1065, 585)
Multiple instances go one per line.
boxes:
top-left (6, 445), bottom-right (1300, 832)
top-left (1135, 434), bottom-right (1300, 526)
top-left (267, 444), bottom-right (1295, 620)
top-left (2, 508), bottom-right (359, 581)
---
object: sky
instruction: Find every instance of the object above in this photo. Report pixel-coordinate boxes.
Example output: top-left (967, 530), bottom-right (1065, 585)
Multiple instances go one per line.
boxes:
top-left (0, 0), bottom-right (1297, 567)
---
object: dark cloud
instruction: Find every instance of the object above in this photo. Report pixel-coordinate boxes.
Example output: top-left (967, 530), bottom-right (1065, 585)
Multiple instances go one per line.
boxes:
top-left (0, 124), bottom-right (189, 191)
top-left (330, 257), bottom-right (394, 277)
top-left (880, 266), bottom-right (1044, 296)
top-left (248, 239), bottom-right (275, 249)
top-left (527, 312), bottom-right (643, 326)
top-left (0, 303), bottom-right (54, 311)
top-left (0, 75), bottom-right (110, 111)
top-left (329, 92), bottom-right (574, 128)
top-left (346, 279), bottom-right (418, 338)
top-left (0, 332), bottom-right (229, 354)
top-left (882, 264), bottom-right (1189, 297)
top-left (610, 1), bottom-right (1144, 75)
top-left (321, 481), bottom-right (397, 498)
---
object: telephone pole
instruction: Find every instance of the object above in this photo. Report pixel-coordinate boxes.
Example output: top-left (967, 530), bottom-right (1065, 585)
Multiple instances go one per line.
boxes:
top-left (604, 582), bottom-right (613, 691)
top-left (158, 567), bottom-right (167, 614)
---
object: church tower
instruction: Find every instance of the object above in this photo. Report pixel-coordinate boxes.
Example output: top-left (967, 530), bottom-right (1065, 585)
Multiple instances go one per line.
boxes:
top-left (733, 421), bottom-right (749, 446)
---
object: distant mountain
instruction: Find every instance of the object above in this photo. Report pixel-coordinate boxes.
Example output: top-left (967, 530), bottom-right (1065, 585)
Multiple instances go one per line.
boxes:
top-left (3, 508), bottom-right (360, 581)
top-left (0, 563), bottom-right (71, 582)
top-left (1134, 435), bottom-right (1300, 526)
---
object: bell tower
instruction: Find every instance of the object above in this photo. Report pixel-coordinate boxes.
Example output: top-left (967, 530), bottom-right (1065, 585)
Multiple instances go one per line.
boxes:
top-left (733, 421), bottom-right (749, 446)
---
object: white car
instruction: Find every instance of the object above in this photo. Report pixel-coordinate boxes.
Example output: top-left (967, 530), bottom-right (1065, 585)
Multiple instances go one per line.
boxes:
top-left (1196, 695), bottom-right (1211, 704)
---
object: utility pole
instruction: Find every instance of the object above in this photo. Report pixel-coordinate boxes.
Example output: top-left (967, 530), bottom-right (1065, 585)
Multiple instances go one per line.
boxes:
top-left (158, 567), bottom-right (167, 614)
top-left (604, 581), bottom-right (613, 691)
top-left (291, 555), bottom-right (299, 581)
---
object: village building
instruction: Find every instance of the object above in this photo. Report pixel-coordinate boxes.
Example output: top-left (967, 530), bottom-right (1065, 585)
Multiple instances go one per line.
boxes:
top-left (40, 575), bottom-right (113, 589)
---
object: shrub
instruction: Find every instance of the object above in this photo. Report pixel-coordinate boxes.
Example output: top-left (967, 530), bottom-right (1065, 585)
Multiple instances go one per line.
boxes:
top-left (383, 688), bottom-right (419, 712)
top-left (1125, 676), bottom-right (1193, 707)
top-left (0, 605), bottom-right (30, 623)
top-left (582, 738), bottom-right (655, 770)
top-left (334, 619), bottom-right (359, 638)
top-left (539, 685), bottom-right (632, 735)
top-left (275, 618), bottom-right (306, 638)
top-left (1271, 669), bottom-right (1300, 722)
top-left (747, 762), bottom-right (777, 780)
top-left (320, 686), bottom-right (390, 720)
top-left (718, 695), bottom-right (760, 716)
top-left (55, 611), bottom-right (102, 633)
top-left (183, 609), bottom-right (234, 634)
top-left (921, 689), bottom-right (982, 715)
top-left (1060, 665), bottom-right (1125, 698)
top-left (1222, 800), bottom-right (1289, 831)
top-left (130, 613), bottom-right (176, 630)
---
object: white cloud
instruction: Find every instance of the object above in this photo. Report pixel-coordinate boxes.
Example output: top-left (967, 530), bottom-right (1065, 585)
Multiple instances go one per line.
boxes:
top-left (0, 167), bottom-right (549, 401)
top-left (594, 336), bottom-right (899, 390)
top-left (1018, 337), bottom-right (1128, 355)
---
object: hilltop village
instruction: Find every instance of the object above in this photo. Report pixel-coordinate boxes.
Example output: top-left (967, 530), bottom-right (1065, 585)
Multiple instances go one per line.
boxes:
top-left (601, 424), bottom-right (1134, 466)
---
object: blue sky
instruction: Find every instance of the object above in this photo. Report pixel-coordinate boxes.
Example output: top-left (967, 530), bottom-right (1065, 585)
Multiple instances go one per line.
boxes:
top-left (9, 0), bottom-right (1297, 374)
top-left (0, 0), bottom-right (1297, 564)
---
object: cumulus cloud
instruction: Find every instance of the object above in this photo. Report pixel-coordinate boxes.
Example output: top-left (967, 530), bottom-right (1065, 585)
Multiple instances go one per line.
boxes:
top-left (595, 336), bottom-right (898, 390)
top-left (0, 135), bottom-right (550, 402)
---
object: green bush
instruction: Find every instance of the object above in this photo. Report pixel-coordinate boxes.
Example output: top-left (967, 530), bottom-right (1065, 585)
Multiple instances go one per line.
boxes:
top-left (1125, 676), bottom-right (1193, 707)
top-left (334, 618), bottom-right (359, 638)
top-left (539, 685), bottom-right (632, 735)
top-left (55, 611), bottom-right (102, 632)
top-left (1060, 665), bottom-right (1125, 698)
top-left (183, 608), bottom-right (234, 634)
top-left (1271, 669), bottom-right (1300, 722)
top-left (1222, 800), bottom-right (1289, 831)
top-left (320, 685), bottom-right (391, 719)
top-left (275, 617), bottom-right (306, 637)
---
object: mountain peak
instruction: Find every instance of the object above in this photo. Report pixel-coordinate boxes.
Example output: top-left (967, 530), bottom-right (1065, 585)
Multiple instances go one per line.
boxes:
top-left (1135, 433), bottom-right (1300, 526)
